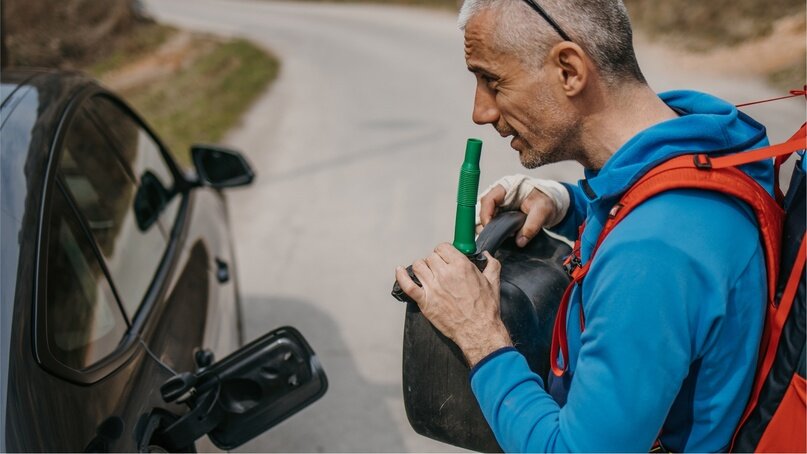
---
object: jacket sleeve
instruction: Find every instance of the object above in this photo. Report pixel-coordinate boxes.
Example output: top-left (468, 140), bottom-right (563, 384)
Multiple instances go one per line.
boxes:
top-left (469, 189), bottom-right (765, 452)
top-left (548, 182), bottom-right (586, 241)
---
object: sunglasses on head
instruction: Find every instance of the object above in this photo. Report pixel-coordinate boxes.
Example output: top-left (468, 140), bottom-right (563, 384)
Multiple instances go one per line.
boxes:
top-left (520, 0), bottom-right (573, 42)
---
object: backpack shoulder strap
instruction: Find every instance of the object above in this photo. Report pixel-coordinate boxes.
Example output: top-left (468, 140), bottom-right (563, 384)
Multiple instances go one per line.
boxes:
top-left (601, 156), bottom-right (784, 304)
top-left (602, 125), bottom-right (805, 302)
top-left (698, 123), bottom-right (806, 203)
top-left (706, 123), bottom-right (805, 170)
top-left (549, 139), bottom-right (796, 377)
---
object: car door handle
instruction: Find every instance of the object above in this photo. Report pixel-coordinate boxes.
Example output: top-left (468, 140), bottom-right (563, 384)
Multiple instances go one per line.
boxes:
top-left (215, 258), bottom-right (230, 283)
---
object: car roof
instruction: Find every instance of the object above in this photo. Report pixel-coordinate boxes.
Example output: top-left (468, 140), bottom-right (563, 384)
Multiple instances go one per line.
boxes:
top-left (1, 71), bottom-right (38, 106)
top-left (1, 68), bottom-right (94, 124)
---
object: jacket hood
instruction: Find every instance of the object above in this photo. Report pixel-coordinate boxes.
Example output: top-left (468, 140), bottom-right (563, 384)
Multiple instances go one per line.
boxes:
top-left (582, 90), bottom-right (771, 203)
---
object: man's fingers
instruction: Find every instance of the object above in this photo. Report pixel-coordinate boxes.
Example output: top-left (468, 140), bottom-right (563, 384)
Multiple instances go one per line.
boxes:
top-left (434, 242), bottom-right (465, 263)
top-left (411, 259), bottom-right (434, 283)
top-left (395, 266), bottom-right (425, 302)
top-left (481, 251), bottom-right (501, 285)
top-left (425, 251), bottom-right (447, 273)
top-left (479, 185), bottom-right (506, 226)
top-left (516, 193), bottom-right (553, 247)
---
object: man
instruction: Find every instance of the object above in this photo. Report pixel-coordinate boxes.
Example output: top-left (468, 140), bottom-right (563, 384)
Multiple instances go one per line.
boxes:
top-left (394, 0), bottom-right (773, 451)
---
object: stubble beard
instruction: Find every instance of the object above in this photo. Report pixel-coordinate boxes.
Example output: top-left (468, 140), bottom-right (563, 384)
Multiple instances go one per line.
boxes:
top-left (517, 98), bottom-right (583, 169)
top-left (519, 121), bottom-right (582, 168)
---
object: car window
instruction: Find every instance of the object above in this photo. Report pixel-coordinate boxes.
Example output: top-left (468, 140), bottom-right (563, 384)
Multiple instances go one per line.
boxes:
top-left (45, 187), bottom-right (128, 370)
top-left (59, 109), bottom-right (167, 319)
top-left (88, 96), bottom-right (181, 233)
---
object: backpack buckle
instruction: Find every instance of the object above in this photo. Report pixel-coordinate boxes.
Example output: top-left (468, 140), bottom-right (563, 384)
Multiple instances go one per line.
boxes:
top-left (563, 255), bottom-right (582, 276)
top-left (693, 154), bottom-right (712, 169)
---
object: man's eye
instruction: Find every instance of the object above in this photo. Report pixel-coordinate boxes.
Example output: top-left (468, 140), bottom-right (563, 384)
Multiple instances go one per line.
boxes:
top-left (481, 75), bottom-right (498, 90)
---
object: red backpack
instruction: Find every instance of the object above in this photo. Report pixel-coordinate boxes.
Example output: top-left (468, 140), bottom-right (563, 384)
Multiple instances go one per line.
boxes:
top-left (551, 89), bottom-right (807, 452)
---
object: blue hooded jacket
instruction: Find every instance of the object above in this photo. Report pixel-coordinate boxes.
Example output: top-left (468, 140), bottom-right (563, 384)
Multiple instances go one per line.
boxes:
top-left (469, 91), bottom-right (773, 452)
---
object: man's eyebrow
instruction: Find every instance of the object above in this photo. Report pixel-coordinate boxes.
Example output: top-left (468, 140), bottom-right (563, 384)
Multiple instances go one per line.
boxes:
top-left (466, 64), bottom-right (497, 78)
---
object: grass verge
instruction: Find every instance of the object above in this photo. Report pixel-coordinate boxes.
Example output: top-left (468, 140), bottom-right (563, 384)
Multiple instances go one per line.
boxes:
top-left (90, 26), bottom-right (279, 168)
top-left (118, 38), bottom-right (278, 167)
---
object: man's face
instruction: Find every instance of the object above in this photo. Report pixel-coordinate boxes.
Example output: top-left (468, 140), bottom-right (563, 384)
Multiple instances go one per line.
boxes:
top-left (464, 10), bottom-right (579, 168)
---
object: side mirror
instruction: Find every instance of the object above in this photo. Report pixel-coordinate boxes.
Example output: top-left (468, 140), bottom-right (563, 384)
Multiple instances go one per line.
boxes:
top-left (191, 144), bottom-right (255, 188)
top-left (133, 171), bottom-right (171, 232)
top-left (155, 326), bottom-right (327, 451)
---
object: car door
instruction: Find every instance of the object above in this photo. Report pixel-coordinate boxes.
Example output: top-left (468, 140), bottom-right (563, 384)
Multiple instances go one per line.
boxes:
top-left (7, 82), bottom-right (326, 452)
top-left (76, 93), bottom-right (327, 451)
top-left (7, 95), bottom-right (191, 452)
top-left (78, 93), bottom-right (242, 450)
top-left (85, 95), bottom-right (240, 365)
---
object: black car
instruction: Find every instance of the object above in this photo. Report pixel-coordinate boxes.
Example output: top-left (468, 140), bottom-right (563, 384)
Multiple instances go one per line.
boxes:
top-left (0, 68), bottom-right (327, 452)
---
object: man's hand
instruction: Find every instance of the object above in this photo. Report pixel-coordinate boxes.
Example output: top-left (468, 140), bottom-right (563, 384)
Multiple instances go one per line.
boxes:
top-left (479, 184), bottom-right (557, 247)
top-left (395, 244), bottom-right (512, 367)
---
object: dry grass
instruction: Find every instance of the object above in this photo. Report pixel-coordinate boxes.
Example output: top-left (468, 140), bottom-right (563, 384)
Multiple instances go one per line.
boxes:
top-left (623, 1), bottom-right (806, 91)
top-left (88, 22), bottom-right (177, 77)
top-left (624, 0), bottom-right (805, 49)
top-left (3, 0), bottom-right (144, 68)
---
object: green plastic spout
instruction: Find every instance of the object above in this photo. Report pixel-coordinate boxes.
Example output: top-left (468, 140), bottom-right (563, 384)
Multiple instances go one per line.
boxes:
top-left (453, 138), bottom-right (483, 255)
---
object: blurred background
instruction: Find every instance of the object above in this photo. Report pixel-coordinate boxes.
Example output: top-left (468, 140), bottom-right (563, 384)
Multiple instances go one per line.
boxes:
top-left (2, 0), bottom-right (804, 451)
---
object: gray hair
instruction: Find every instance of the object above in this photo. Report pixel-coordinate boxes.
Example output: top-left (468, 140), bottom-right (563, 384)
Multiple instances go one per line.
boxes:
top-left (458, 0), bottom-right (646, 85)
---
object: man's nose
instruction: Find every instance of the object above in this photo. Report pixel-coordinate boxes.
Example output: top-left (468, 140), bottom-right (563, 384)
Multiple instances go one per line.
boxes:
top-left (472, 84), bottom-right (499, 125)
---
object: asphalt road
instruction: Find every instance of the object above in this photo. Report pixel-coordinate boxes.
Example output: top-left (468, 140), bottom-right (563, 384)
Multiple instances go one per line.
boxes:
top-left (146, 0), bottom-right (803, 451)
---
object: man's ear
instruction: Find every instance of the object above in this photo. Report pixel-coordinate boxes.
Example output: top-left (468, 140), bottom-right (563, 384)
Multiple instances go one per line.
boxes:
top-left (548, 42), bottom-right (588, 97)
